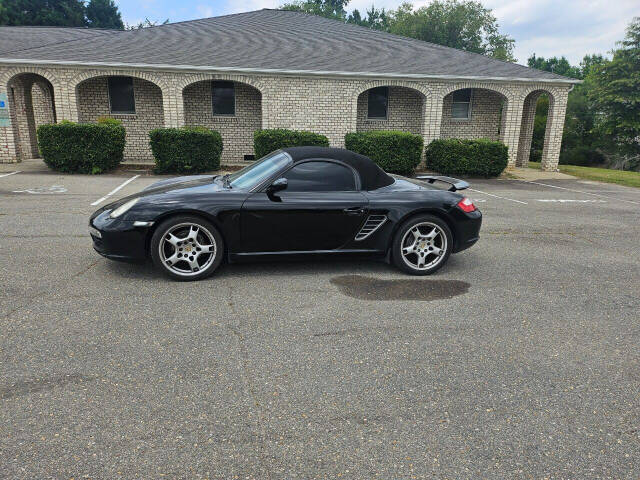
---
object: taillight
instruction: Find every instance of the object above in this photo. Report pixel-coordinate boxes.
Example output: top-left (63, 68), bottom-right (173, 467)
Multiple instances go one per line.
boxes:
top-left (457, 197), bottom-right (476, 213)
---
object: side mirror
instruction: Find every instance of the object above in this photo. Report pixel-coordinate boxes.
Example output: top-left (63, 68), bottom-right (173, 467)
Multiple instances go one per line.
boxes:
top-left (267, 177), bottom-right (288, 194)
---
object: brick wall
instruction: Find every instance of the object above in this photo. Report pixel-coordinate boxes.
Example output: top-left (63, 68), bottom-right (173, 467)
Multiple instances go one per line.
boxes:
top-left (77, 76), bottom-right (164, 161)
top-left (0, 64), bottom-right (572, 170)
top-left (183, 80), bottom-right (261, 162)
top-left (440, 88), bottom-right (505, 141)
top-left (356, 86), bottom-right (424, 135)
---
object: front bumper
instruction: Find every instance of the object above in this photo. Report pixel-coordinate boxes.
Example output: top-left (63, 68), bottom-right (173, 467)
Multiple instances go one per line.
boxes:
top-left (89, 210), bottom-right (152, 262)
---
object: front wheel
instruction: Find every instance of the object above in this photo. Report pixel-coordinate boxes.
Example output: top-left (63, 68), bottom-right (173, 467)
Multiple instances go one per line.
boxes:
top-left (150, 215), bottom-right (224, 281)
top-left (392, 214), bottom-right (453, 275)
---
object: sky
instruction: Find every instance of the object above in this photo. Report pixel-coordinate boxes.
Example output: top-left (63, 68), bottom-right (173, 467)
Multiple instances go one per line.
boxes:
top-left (118, 0), bottom-right (638, 65)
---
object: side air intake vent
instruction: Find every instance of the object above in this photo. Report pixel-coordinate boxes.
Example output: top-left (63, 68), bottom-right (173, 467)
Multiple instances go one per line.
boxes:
top-left (355, 215), bottom-right (387, 241)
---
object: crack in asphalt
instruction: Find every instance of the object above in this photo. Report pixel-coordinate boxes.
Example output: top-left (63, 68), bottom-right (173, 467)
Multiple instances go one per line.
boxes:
top-left (1, 260), bottom-right (99, 322)
top-left (224, 282), bottom-right (273, 477)
top-left (0, 374), bottom-right (95, 400)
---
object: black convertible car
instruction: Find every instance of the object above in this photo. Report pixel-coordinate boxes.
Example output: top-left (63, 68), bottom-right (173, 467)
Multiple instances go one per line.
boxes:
top-left (89, 147), bottom-right (481, 281)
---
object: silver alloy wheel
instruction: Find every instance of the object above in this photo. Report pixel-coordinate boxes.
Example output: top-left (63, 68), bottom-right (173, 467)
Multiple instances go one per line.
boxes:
top-left (400, 221), bottom-right (447, 271)
top-left (158, 222), bottom-right (217, 277)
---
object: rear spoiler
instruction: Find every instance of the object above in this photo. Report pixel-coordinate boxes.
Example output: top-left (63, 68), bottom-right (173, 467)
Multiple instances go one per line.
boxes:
top-left (415, 175), bottom-right (469, 192)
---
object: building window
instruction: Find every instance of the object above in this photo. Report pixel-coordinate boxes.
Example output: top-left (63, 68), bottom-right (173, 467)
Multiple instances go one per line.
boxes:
top-left (451, 88), bottom-right (472, 119)
top-left (212, 81), bottom-right (235, 115)
top-left (367, 86), bottom-right (388, 119)
top-left (108, 76), bottom-right (135, 114)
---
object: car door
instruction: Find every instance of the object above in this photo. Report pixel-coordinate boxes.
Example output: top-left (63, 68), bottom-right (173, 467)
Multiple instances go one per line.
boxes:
top-left (241, 159), bottom-right (368, 252)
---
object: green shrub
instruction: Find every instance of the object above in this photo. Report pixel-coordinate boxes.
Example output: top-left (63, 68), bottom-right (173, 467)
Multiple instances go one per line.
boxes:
top-left (254, 129), bottom-right (329, 159)
top-left (97, 116), bottom-right (123, 127)
top-left (425, 138), bottom-right (508, 177)
top-left (344, 130), bottom-right (423, 175)
top-left (37, 121), bottom-right (126, 174)
top-left (149, 126), bottom-right (223, 174)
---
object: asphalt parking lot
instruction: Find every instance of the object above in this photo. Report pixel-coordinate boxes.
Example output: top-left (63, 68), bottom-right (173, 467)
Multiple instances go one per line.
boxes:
top-left (1, 166), bottom-right (639, 479)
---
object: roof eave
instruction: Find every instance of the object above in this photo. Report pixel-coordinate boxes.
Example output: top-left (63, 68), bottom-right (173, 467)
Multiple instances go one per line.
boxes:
top-left (0, 58), bottom-right (583, 85)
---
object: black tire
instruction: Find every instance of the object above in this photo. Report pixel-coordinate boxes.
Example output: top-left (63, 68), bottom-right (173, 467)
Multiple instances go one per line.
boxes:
top-left (392, 214), bottom-right (453, 275)
top-left (150, 215), bottom-right (224, 281)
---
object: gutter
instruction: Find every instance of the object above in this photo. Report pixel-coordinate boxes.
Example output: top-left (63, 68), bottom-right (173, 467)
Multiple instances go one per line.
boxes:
top-left (0, 58), bottom-right (582, 85)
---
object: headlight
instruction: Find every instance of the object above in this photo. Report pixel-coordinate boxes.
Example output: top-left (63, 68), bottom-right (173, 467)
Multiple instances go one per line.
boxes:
top-left (109, 197), bottom-right (140, 218)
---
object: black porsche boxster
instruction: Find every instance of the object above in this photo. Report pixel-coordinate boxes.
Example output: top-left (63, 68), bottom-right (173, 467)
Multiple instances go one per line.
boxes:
top-left (89, 147), bottom-right (481, 281)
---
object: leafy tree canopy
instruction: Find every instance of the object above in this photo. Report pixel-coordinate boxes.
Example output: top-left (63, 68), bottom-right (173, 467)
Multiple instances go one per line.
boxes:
top-left (347, 6), bottom-right (388, 31)
top-left (387, 1), bottom-right (515, 62)
top-left (0, 0), bottom-right (124, 29)
top-left (280, 0), bottom-right (515, 62)
top-left (586, 17), bottom-right (640, 155)
top-left (281, 0), bottom-right (350, 21)
top-left (86, 0), bottom-right (124, 29)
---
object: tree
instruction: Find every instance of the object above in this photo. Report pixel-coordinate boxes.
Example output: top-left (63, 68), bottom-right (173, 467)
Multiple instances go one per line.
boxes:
top-left (527, 54), bottom-right (582, 79)
top-left (347, 6), bottom-right (389, 30)
top-left (586, 17), bottom-right (640, 168)
top-left (0, 0), bottom-right (87, 27)
top-left (280, 0), bottom-right (350, 21)
top-left (0, 0), bottom-right (126, 29)
top-left (86, 0), bottom-right (124, 29)
top-left (125, 18), bottom-right (170, 30)
top-left (387, 1), bottom-right (516, 61)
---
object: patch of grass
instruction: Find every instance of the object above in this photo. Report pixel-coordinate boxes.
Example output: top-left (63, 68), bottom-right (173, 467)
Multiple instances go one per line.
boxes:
top-left (528, 162), bottom-right (640, 188)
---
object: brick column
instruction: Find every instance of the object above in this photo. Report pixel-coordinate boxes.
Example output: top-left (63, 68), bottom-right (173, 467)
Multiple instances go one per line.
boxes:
top-left (12, 81), bottom-right (38, 158)
top-left (47, 70), bottom-right (79, 122)
top-left (499, 95), bottom-right (525, 168)
top-left (541, 89), bottom-right (569, 171)
top-left (422, 94), bottom-right (444, 149)
top-left (162, 84), bottom-right (184, 128)
top-left (0, 84), bottom-right (19, 163)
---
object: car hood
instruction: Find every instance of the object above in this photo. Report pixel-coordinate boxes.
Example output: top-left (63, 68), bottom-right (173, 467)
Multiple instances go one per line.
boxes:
top-left (141, 175), bottom-right (218, 193)
top-left (95, 175), bottom-right (226, 216)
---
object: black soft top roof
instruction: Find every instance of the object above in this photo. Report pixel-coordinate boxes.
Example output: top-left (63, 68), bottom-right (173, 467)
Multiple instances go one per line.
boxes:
top-left (281, 146), bottom-right (395, 191)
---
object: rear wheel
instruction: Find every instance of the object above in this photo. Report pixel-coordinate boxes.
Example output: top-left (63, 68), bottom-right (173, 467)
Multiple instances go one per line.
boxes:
top-left (150, 215), bottom-right (224, 281)
top-left (392, 214), bottom-right (452, 275)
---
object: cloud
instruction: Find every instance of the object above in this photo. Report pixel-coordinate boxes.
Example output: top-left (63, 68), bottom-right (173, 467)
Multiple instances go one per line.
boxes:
top-left (222, 0), bottom-right (278, 14)
top-left (196, 5), bottom-right (215, 17)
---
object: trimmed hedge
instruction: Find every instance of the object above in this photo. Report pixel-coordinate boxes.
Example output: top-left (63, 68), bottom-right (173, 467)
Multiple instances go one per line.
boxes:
top-left (149, 126), bottom-right (223, 174)
top-left (344, 130), bottom-right (423, 175)
top-left (37, 119), bottom-right (126, 174)
top-left (425, 138), bottom-right (508, 177)
top-left (254, 129), bottom-right (329, 159)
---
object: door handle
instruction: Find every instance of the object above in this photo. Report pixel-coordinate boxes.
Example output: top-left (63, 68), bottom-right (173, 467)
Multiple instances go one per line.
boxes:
top-left (343, 207), bottom-right (364, 215)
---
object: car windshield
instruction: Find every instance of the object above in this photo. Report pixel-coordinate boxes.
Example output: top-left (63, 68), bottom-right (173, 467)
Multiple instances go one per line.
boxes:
top-left (227, 151), bottom-right (292, 190)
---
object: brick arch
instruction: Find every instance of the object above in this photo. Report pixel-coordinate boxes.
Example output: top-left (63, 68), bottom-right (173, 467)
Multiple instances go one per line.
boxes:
top-left (177, 73), bottom-right (266, 93)
top-left (520, 85), bottom-right (560, 104)
top-left (352, 81), bottom-right (429, 137)
top-left (1, 69), bottom-right (59, 161)
top-left (1, 67), bottom-right (58, 90)
top-left (516, 87), bottom-right (562, 169)
top-left (352, 80), bottom-right (431, 100)
top-left (440, 82), bottom-right (511, 102)
top-left (71, 70), bottom-right (169, 92)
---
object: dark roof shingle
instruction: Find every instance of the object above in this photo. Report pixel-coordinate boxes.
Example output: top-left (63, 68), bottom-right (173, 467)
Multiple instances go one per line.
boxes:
top-left (0, 10), bottom-right (576, 83)
top-left (0, 26), bottom-right (118, 55)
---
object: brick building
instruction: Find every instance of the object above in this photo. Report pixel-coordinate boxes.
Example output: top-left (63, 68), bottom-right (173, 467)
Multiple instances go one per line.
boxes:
top-left (0, 9), bottom-right (579, 170)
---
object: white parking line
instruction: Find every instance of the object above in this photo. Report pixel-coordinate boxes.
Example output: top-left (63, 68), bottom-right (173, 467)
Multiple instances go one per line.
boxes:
top-left (0, 171), bottom-right (21, 178)
top-left (90, 175), bottom-right (140, 206)
top-left (467, 187), bottom-right (528, 205)
top-left (522, 180), bottom-right (640, 206)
